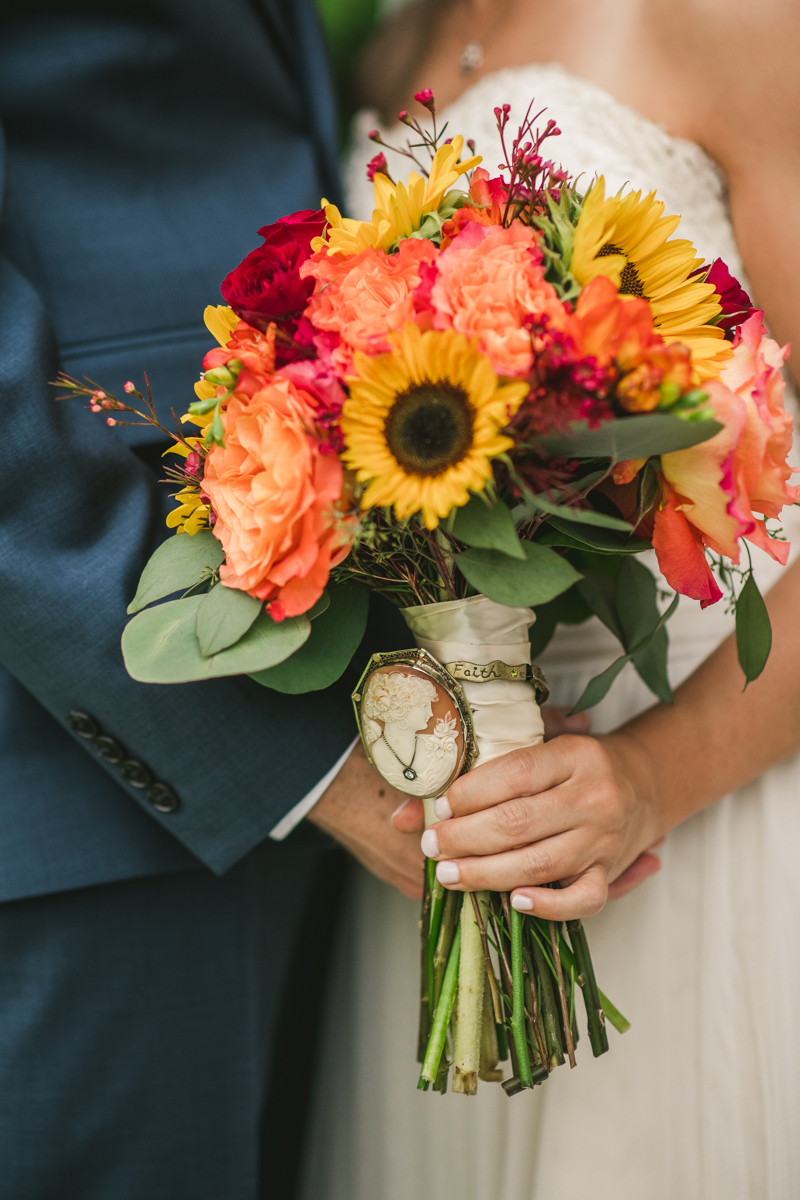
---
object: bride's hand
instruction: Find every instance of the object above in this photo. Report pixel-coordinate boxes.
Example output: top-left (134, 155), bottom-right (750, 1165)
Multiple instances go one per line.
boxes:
top-left (419, 732), bottom-right (664, 921)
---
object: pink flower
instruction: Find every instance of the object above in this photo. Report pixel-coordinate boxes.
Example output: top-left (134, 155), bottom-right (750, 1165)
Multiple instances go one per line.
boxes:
top-left (705, 259), bottom-right (756, 340)
top-left (430, 222), bottom-right (565, 376)
top-left (366, 152), bottom-right (389, 182)
top-left (653, 312), bottom-right (798, 601)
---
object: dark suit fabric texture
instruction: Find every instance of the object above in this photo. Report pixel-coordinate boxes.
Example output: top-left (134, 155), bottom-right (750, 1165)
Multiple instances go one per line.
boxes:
top-left (0, 1), bottom-right (395, 1194)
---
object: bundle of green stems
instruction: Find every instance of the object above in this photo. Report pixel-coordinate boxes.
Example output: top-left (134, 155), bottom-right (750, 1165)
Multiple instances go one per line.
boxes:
top-left (416, 862), bottom-right (629, 1095)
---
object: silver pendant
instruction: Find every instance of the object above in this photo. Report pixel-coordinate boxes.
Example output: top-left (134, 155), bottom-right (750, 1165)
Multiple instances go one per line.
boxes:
top-left (460, 41), bottom-right (484, 76)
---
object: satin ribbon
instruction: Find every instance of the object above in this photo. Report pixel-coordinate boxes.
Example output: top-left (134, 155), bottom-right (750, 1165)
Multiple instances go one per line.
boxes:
top-left (402, 595), bottom-right (545, 817)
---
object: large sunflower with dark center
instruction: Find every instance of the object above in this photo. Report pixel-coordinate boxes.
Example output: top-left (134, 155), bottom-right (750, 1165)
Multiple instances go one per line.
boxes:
top-left (342, 324), bottom-right (528, 529)
top-left (571, 177), bottom-right (732, 380)
top-left (384, 383), bottom-right (474, 476)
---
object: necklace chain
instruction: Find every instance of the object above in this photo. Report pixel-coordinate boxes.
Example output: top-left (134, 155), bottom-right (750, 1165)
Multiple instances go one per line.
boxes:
top-left (380, 731), bottom-right (419, 781)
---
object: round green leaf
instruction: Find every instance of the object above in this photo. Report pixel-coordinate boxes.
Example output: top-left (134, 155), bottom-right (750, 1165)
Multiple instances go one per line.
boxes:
top-left (127, 530), bottom-right (225, 614)
top-left (538, 414), bottom-right (722, 460)
top-left (455, 542), bottom-right (581, 607)
top-left (122, 596), bottom-right (310, 683)
top-left (250, 587), bottom-right (368, 693)
top-left (195, 584), bottom-right (263, 657)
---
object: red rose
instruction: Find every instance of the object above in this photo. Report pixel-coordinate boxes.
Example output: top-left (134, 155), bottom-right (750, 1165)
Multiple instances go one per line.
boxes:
top-left (705, 258), bottom-right (756, 340)
top-left (220, 208), bottom-right (327, 331)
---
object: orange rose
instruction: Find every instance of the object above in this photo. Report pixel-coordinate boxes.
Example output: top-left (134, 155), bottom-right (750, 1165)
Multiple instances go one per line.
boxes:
top-left (303, 239), bottom-right (437, 360)
top-left (202, 374), bottom-right (352, 619)
top-left (431, 221), bottom-right (565, 376)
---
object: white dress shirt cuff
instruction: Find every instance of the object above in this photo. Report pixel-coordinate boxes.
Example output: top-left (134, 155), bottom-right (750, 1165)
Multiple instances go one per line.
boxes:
top-left (268, 736), bottom-right (359, 841)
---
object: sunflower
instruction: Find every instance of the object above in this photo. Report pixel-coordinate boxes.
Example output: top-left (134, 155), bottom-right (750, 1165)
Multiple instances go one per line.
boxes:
top-left (313, 136), bottom-right (482, 258)
top-left (571, 179), bottom-right (731, 381)
top-left (342, 323), bottom-right (528, 529)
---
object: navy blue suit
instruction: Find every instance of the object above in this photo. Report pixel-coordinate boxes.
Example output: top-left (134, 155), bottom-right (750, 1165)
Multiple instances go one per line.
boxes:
top-left (0, 2), bottom-right (399, 1193)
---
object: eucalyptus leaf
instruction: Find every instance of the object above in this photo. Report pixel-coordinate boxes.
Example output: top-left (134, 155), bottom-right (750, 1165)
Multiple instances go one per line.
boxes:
top-left (512, 493), bottom-right (633, 532)
top-left (251, 587), bottom-right (369, 693)
top-left (307, 591), bottom-right (331, 621)
top-left (539, 519), bottom-right (652, 555)
top-left (195, 583), bottom-right (263, 657)
top-left (455, 541), bottom-right (581, 607)
top-left (122, 596), bottom-right (310, 683)
top-left (632, 625), bottom-right (672, 704)
top-left (736, 572), bottom-right (772, 687)
top-left (127, 530), bottom-right (225, 614)
top-left (538, 414), bottom-right (722, 460)
top-left (451, 495), bottom-right (525, 559)
top-left (570, 592), bottom-right (679, 713)
top-left (615, 560), bottom-right (673, 702)
top-left (577, 571), bottom-right (623, 642)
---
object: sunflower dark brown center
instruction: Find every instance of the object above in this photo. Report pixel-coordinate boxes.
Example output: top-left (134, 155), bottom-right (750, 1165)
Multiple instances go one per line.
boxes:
top-left (597, 241), bottom-right (647, 298)
top-left (384, 382), bottom-right (474, 476)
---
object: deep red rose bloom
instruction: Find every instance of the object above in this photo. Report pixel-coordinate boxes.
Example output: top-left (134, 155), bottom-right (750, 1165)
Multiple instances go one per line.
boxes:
top-left (220, 209), bottom-right (326, 331)
top-left (704, 258), bottom-right (756, 340)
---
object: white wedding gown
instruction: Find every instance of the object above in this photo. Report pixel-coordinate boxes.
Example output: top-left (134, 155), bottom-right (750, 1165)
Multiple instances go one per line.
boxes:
top-left (299, 64), bottom-right (800, 1200)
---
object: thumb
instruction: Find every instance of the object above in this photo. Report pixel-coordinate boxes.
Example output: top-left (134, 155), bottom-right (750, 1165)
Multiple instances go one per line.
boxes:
top-left (391, 796), bottom-right (425, 833)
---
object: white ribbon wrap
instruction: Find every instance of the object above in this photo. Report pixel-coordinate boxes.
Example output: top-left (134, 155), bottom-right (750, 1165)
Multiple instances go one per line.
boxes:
top-left (402, 595), bottom-right (545, 820)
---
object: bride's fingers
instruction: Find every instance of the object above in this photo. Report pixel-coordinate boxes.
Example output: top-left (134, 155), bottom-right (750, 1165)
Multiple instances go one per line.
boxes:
top-left (541, 705), bottom-right (592, 741)
top-left (607, 851), bottom-right (662, 899)
top-left (430, 831), bottom-right (589, 894)
top-left (391, 796), bottom-right (425, 833)
top-left (509, 864), bottom-right (608, 921)
top-left (422, 784), bottom-right (582, 860)
top-left (439, 735), bottom-right (608, 819)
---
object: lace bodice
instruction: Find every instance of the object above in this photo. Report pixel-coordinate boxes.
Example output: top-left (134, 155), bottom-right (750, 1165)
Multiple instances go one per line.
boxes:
top-left (343, 62), bottom-right (799, 685)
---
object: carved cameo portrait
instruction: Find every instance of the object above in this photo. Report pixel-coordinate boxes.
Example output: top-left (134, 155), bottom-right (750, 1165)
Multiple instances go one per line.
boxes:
top-left (353, 653), bottom-right (474, 798)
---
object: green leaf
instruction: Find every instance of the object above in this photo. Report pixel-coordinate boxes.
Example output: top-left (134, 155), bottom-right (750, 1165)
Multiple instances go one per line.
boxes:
top-left (307, 591), bottom-right (331, 621)
top-left (570, 653), bottom-right (630, 714)
top-left (528, 599), bottom-right (560, 659)
top-left (122, 596), bottom-right (310, 683)
top-left (455, 541), bottom-right (581, 607)
top-left (598, 988), bottom-right (631, 1034)
top-left (251, 587), bottom-right (369, 693)
top-left (195, 583), bottom-right (263, 657)
top-left (570, 592), bottom-right (679, 713)
top-left (127, 530), bottom-right (225, 614)
top-left (538, 414), bottom-right (723, 460)
top-left (539, 518), bottom-right (652, 555)
top-left (451, 494), bottom-right (525, 559)
top-left (577, 570), bottom-right (624, 641)
top-left (614, 559), bottom-right (673, 704)
top-left (513, 493), bottom-right (633, 532)
top-left (736, 572), bottom-right (772, 686)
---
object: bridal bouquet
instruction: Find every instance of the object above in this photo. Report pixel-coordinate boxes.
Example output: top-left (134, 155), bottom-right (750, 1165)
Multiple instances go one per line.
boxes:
top-left (59, 93), bottom-right (797, 1095)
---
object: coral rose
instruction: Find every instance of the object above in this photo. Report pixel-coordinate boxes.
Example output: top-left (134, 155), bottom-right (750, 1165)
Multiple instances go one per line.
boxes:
top-left (431, 221), bottom-right (566, 376)
top-left (202, 374), bottom-right (353, 619)
top-left (652, 312), bottom-right (799, 604)
top-left (303, 239), bottom-right (437, 364)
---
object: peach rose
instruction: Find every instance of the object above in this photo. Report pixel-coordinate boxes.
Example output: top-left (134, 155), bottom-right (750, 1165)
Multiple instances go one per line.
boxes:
top-left (652, 312), bottom-right (798, 603)
top-left (431, 221), bottom-right (565, 376)
top-left (303, 239), bottom-right (437, 362)
top-left (202, 374), bottom-right (352, 619)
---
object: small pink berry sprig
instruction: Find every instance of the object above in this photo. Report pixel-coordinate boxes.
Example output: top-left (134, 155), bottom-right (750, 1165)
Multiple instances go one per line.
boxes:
top-left (366, 88), bottom-right (477, 182)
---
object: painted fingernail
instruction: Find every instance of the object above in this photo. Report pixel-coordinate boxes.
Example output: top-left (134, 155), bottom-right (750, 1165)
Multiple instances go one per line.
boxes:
top-left (436, 861), bottom-right (460, 885)
top-left (511, 893), bottom-right (534, 912)
top-left (391, 798), bottom-right (410, 821)
top-left (421, 828), bottom-right (439, 858)
top-left (434, 795), bottom-right (452, 820)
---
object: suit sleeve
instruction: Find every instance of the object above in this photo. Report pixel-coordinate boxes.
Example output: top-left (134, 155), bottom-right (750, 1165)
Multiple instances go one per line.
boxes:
top-left (0, 249), bottom-right (369, 875)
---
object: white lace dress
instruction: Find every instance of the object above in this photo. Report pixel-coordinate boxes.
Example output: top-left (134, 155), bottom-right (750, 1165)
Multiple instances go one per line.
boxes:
top-left (299, 64), bottom-right (800, 1200)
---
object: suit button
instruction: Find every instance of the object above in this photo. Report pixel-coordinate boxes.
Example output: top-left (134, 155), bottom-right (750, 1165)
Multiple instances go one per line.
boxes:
top-left (120, 760), bottom-right (152, 788)
top-left (145, 783), bottom-right (180, 813)
top-left (67, 711), bottom-right (98, 739)
top-left (92, 735), bottom-right (125, 764)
